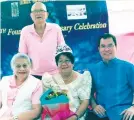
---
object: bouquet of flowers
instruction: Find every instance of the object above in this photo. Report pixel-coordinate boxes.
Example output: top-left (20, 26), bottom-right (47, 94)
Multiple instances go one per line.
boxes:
top-left (40, 89), bottom-right (74, 120)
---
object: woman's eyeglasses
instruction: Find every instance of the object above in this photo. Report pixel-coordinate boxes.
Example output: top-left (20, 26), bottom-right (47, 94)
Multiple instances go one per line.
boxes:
top-left (58, 60), bottom-right (71, 65)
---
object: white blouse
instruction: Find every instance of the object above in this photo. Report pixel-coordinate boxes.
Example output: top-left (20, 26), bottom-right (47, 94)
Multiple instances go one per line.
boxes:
top-left (42, 71), bottom-right (92, 120)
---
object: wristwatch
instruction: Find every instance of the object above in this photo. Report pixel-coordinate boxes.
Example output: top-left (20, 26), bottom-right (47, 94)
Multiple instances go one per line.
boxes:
top-left (13, 116), bottom-right (19, 120)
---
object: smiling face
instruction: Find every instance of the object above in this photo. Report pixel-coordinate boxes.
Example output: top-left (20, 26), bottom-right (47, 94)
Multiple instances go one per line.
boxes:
top-left (57, 54), bottom-right (74, 74)
top-left (12, 58), bottom-right (31, 80)
top-left (30, 2), bottom-right (48, 24)
top-left (98, 37), bottom-right (117, 62)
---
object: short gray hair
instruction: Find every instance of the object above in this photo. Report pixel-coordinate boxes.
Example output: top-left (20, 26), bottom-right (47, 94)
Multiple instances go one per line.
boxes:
top-left (11, 53), bottom-right (31, 69)
top-left (31, 2), bottom-right (47, 12)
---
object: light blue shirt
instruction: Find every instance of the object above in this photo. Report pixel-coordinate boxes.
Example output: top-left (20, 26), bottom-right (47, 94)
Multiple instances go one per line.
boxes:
top-left (91, 58), bottom-right (134, 120)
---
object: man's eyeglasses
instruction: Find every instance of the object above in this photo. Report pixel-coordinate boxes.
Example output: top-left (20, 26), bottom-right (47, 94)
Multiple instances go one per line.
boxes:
top-left (58, 60), bottom-right (71, 65)
top-left (31, 9), bottom-right (46, 13)
top-left (100, 44), bottom-right (115, 49)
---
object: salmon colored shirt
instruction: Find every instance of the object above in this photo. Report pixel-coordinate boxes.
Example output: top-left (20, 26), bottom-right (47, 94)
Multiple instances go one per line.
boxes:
top-left (0, 75), bottom-right (43, 117)
top-left (19, 23), bottom-right (65, 76)
top-left (116, 33), bottom-right (134, 64)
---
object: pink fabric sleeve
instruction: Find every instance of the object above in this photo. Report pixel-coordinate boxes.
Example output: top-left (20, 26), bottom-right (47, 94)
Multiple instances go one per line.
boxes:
top-left (57, 25), bottom-right (65, 45)
top-left (31, 81), bottom-right (43, 104)
top-left (18, 29), bottom-right (28, 54)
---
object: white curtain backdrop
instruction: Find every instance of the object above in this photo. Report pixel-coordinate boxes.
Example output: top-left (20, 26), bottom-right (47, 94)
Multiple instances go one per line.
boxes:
top-left (106, 0), bottom-right (134, 35)
top-left (107, 0), bottom-right (134, 64)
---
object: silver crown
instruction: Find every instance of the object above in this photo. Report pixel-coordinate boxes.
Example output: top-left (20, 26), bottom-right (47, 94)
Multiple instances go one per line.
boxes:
top-left (56, 45), bottom-right (72, 56)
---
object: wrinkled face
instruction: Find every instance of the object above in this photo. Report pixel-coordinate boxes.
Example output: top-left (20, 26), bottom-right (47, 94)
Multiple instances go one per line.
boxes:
top-left (57, 55), bottom-right (74, 74)
top-left (30, 3), bottom-right (48, 24)
top-left (12, 58), bottom-right (31, 80)
top-left (98, 38), bottom-right (116, 61)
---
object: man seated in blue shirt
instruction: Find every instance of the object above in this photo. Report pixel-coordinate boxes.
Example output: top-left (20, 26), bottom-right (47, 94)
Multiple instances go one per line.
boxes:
top-left (86, 33), bottom-right (134, 120)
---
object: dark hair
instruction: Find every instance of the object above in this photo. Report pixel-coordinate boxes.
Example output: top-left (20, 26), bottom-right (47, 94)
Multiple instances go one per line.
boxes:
top-left (98, 33), bottom-right (117, 47)
top-left (55, 52), bottom-right (75, 66)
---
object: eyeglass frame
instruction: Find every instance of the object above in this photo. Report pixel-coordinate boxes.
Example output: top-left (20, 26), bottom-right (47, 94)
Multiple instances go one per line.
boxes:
top-left (58, 60), bottom-right (71, 65)
top-left (14, 63), bottom-right (30, 69)
top-left (99, 43), bottom-right (115, 49)
top-left (31, 9), bottom-right (47, 13)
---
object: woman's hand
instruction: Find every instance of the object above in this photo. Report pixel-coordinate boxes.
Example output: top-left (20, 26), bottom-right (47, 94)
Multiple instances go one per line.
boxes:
top-left (66, 115), bottom-right (77, 120)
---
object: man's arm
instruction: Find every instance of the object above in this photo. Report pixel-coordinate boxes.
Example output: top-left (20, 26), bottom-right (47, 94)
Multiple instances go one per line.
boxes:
top-left (91, 96), bottom-right (106, 117)
top-left (128, 64), bottom-right (134, 92)
top-left (18, 28), bottom-right (28, 54)
top-left (56, 25), bottom-right (65, 45)
top-left (121, 63), bottom-right (134, 120)
top-left (91, 96), bottom-right (97, 109)
top-left (90, 76), bottom-right (106, 117)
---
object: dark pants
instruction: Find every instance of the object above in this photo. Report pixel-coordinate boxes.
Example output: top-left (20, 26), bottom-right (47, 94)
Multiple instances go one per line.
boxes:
top-left (32, 75), bottom-right (42, 80)
top-left (85, 111), bottom-right (109, 120)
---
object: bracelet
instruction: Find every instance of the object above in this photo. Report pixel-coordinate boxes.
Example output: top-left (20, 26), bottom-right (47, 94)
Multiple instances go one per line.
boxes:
top-left (73, 113), bottom-right (79, 119)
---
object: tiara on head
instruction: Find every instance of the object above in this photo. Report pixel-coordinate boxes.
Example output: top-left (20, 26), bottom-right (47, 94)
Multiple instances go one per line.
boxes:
top-left (55, 44), bottom-right (73, 57)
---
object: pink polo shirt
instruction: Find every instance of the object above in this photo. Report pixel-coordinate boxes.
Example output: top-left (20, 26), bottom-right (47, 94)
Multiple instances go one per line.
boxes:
top-left (19, 23), bottom-right (65, 76)
top-left (0, 75), bottom-right (43, 117)
top-left (116, 33), bottom-right (134, 64)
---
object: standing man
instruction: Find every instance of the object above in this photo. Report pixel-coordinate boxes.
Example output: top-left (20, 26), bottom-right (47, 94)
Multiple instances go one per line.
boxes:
top-left (86, 33), bottom-right (134, 120)
top-left (19, 2), bottom-right (65, 79)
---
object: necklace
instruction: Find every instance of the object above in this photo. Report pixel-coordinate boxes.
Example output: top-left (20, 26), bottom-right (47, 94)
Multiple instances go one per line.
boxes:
top-left (61, 71), bottom-right (74, 83)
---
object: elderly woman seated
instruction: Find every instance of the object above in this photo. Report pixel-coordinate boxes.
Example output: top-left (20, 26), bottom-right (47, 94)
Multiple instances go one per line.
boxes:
top-left (0, 53), bottom-right (43, 120)
top-left (42, 44), bottom-right (92, 120)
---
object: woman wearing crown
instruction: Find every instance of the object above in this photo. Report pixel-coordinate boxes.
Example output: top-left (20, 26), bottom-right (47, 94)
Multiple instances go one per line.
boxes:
top-left (41, 44), bottom-right (92, 120)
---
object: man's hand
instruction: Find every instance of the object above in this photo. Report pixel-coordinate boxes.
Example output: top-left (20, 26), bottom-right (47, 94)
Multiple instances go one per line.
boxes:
top-left (121, 106), bottom-right (134, 120)
top-left (93, 105), bottom-right (106, 117)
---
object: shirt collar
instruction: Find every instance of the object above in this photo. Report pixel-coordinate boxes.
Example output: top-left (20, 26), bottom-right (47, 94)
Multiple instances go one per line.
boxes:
top-left (9, 75), bottom-right (29, 88)
top-left (9, 75), bottom-right (17, 88)
top-left (103, 57), bottom-right (118, 66)
top-left (30, 22), bottom-right (52, 34)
